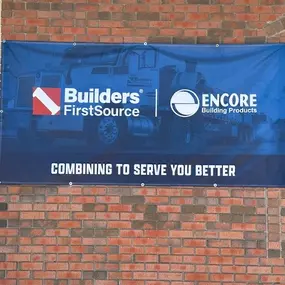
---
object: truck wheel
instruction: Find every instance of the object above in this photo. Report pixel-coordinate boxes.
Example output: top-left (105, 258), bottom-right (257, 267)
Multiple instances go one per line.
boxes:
top-left (86, 116), bottom-right (128, 150)
top-left (98, 117), bottom-right (121, 146)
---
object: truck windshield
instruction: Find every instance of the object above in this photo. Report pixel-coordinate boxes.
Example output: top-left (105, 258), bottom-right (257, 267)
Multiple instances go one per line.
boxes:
top-left (61, 46), bottom-right (122, 66)
top-left (17, 76), bottom-right (35, 108)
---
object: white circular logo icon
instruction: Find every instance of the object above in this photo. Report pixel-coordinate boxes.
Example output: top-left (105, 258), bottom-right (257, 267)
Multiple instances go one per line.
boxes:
top-left (170, 89), bottom-right (200, 117)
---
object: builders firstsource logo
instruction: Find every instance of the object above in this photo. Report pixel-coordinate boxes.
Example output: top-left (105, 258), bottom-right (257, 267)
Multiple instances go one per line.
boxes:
top-left (33, 87), bottom-right (61, 116)
top-left (32, 87), bottom-right (141, 117)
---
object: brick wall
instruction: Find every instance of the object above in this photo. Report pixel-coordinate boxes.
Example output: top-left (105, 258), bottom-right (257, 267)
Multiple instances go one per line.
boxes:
top-left (2, 1), bottom-right (285, 284)
top-left (1, 186), bottom-right (285, 284)
top-left (2, 0), bottom-right (285, 43)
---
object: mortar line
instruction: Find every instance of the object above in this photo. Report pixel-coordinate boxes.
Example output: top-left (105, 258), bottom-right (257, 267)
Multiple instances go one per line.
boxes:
top-left (265, 187), bottom-right (268, 258)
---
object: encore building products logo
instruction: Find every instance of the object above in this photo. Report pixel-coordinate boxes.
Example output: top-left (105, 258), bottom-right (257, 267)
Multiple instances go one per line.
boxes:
top-left (170, 89), bottom-right (258, 117)
top-left (33, 87), bottom-right (61, 116)
top-left (170, 89), bottom-right (200, 118)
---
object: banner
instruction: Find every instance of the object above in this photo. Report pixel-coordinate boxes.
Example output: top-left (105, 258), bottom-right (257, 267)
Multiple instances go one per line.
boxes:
top-left (1, 41), bottom-right (285, 186)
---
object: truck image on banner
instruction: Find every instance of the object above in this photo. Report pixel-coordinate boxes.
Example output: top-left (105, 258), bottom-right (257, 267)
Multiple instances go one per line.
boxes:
top-left (0, 41), bottom-right (284, 186)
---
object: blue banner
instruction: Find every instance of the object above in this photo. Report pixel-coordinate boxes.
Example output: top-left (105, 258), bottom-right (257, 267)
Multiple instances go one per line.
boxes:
top-left (1, 41), bottom-right (285, 186)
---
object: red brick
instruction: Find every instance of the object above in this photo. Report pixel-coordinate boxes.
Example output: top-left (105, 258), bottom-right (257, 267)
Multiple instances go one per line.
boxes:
top-left (158, 273), bottom-right (182, 280)
top-left (145, 230), bottom-right (168, 238)
top-left (20, 212), bottom-right (45, 219)
top-left (97, 213), bottom-right (119, 220)
top-left (235, 257), bottom-right (259, 265)
top-left (108, 205), bottom-right (132, 212)
top-left (133, 238), bottom-right (156, 245)
top-left (181, 223), bottom-right (205, 230)
top-left (222, 266), bottom-right (246, 273)
top-left (81, 187), bottom-right (105, 195)
top-left (132, 272), bottom-right (157, 280)
top-left (46, 229), bottom-right (69, 236)
top-left (157, 206), bottom-right (181, 213)
top-left (70, 263), bottom-right (94, 270)
top-left (209, 257), bottom-right (233, 264)
top-left (97, 196), bottom-right (120, 203)
top-left (221, 248), bottom-right (245, 256)
top-left (58, 221), bottom-right (81, 228)
top-left (33, 271), bottom-right (56, 278)
top-left (7, 271), bottom-right (30, 278)
top-left (121, 213), bottom-right (144, 220)
top-left (146, 264), bottom-right (170, 271)
top-left (120, 230), bottom-right (143, 238)
top-left (211, 274), bottom-right (234, 281)
top-left (47, 196), bottom-right (70, 203)
top-left (9, 204), bottom-right (33, 211)
top-left (21, 263), bottom-right (43, 270)
top-left (33, 204), bottom-right (58, 211)
top-left (46, 246), bottom-right (69, 253)
top-left (33, 238), bottom-right (56, 245)
top-left (58, 254), bottom-right (82, 262)
top-left (219, 232), bottom-right (244, 239)
top-left (0, 212), bottom-right (19, 219)
top-left (108, 238), bottom-right (131, 246)
top-left (7, 254), bottom-right (30, 262)
top-left (46, 262), bottom-right (69, 270)
top-left (236, 274), bottom-right (259, 281)
top-left (231, 223), bottom-right (256, 230)
top-left (135, 255), bottom-right (158, 263)
top-left (121, 264), bottom-right (145, 270)
top-left (73, 212), bottom-right (95, 219)
top-left (19, 246), bottom-right (43, 253)
top-left (145, 197), bottom-right (169, 204)
top-left (47, 212), bottom-right (70, 219)
top-left (194, 214), bottom-right (218, 222)
top-left (57, 271), bottom-right (82, 279)
top-left (19, 281), bottom-right (42, 285)
top-left (0, 229), bottom-right (18, 236)
top-left (108, 221), bottom-right (131, 228)
top-left (185, 273), bottom-right (209, 281)
top-left (184, 256), bottom-right (206, 264)
top-left (0, 262), bottom-right (17, 270)
top-left (81, 254), bottom-right (106, 262)
top-left (172, 248), bottom-right (194, 255)
top-left (183, 239), bottom-right (206, 247)
top-left (196, 248), bottom-right (219, 255)
top-left (58, 187), bottom-right (82, 195)
top-left (108, 254), bottom-right (132, 262)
